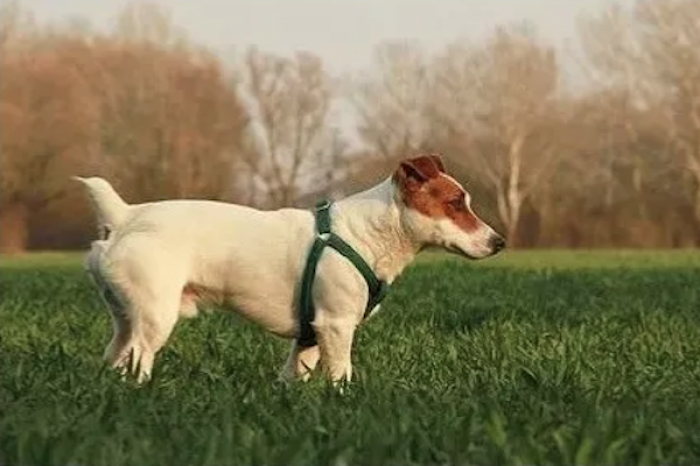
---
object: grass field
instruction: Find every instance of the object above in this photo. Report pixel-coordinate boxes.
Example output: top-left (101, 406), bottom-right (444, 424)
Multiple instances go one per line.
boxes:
top-left (2, 250), bottom-right (700, 465)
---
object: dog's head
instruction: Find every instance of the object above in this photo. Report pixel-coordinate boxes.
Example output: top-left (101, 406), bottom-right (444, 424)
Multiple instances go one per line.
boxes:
top-left (393, 154), bottom-right (505, 259)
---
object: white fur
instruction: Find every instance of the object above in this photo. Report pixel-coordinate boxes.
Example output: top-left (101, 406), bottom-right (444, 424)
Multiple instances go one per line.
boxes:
top-left (75, 173), bottom-right (500, 383)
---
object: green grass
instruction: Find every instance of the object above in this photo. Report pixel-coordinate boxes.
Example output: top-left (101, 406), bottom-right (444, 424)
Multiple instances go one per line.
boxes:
top-left (2, 251), bottom-right (700, 465)
top-left (0, 251), bottom-right (84, 269)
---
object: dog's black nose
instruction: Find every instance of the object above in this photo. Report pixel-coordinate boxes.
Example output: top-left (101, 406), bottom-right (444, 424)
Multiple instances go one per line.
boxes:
top-left (489, 234), bottom-right (506, 253)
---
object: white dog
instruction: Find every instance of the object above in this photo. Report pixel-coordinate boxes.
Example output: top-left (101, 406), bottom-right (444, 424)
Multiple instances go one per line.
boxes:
top-left (76, 154), bottom-right (505, 383)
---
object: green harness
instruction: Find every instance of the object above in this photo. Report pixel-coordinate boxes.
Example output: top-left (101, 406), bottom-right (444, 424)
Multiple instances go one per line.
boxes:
top-left (297, 200), bottom-right (389, 348)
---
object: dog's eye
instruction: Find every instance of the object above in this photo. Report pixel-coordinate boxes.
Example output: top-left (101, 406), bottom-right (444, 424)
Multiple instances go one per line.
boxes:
top-left (448, 197), bottom-right (464, 210)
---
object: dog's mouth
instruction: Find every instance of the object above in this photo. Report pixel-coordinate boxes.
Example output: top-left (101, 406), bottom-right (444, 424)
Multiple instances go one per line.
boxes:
top-left (444, 243), bottom-right (479, 260)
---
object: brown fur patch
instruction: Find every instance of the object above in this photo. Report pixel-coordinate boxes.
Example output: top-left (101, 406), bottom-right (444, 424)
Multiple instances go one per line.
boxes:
top-left (395, 155), bottom-right (481, 233)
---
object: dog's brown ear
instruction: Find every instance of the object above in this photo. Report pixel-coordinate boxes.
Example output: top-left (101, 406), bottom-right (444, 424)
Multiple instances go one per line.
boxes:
top-left (395, 154), bottom-right (445, 186)
top-left (427, 154), bottom-right (446, 173)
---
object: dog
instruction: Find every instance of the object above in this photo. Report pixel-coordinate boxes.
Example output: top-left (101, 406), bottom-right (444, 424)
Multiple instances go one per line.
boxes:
top-left (76, 154), bottom-right (505, 383)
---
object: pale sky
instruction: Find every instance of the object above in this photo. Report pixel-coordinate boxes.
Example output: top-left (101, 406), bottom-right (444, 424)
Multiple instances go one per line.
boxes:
top-left (20, 0), bottom-right (631, 75)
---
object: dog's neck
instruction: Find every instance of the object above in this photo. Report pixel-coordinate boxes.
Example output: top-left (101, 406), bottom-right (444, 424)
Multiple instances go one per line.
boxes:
top-left (332, 178), bottom-right (420, 284)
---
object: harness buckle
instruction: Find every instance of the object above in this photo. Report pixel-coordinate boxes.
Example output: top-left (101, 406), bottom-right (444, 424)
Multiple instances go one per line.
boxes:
top-left (316, 199), bottom-right (332, 210)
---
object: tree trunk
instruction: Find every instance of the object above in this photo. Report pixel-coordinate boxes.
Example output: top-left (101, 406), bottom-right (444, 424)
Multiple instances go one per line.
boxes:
top-left (505, 136), bottom-right (524, 247)
top-left (504, 187), bottom-right (523, 248)
top-left (694, 184), bottom-right (700, 228)
top-left (505, 212), bottom-right (520, 248)
top-left (0, 201), bottom-right (30, 255)
top-left (688, 156), bottom-right (700, 227)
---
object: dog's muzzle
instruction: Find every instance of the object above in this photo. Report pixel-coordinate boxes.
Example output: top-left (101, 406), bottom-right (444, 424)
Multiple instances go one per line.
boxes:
top-left (488, 234), bottom-right (506, 255)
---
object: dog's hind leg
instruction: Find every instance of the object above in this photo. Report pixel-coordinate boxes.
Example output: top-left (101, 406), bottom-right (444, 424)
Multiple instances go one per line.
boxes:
top-left (101, 287), bottom-right (134, 373)
top-left (105, 265), bottom-right (185, 383)
top-left (100, 282), bottom-right (182, 383)
top-left (84, 242), bottom-right (133, 374)
top-left (133, 292), bottom-right (182, 382)
top-left (93, 241), bottom-right (186, 383)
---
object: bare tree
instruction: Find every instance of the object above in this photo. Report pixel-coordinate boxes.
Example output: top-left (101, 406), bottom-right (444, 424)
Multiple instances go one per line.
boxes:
top-left (429, 24), bottom-right (564, 245)
top-left (114, 1), bottom-right (188, 47)
top-left (531, 87), bottom-right (674, 246)
top-left (349, 41), bottom-right (431, 160)
top-left (580, 0), bottom-right (700, 224)
top-left (75, 2), bottom-right (249, 201)
top-left (239, 47), bottom-right (344, 207)
top-left (0, 1), bottom-right (22, 47)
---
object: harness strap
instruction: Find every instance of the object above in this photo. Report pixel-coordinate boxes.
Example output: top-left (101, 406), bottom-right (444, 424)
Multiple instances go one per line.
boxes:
top-left (297, 200), bottom-right (389, 348)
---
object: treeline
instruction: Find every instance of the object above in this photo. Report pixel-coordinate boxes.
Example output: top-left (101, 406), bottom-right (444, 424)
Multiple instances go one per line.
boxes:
top-left (2, 0), bottom-right (699, 253)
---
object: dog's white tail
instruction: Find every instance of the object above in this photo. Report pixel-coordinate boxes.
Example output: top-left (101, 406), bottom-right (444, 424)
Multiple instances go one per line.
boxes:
top-left (74, 177), bottom-right (130, 237)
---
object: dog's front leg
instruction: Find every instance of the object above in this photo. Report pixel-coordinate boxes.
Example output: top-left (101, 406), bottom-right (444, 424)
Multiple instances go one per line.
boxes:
top-left (278, 340), bottom-right (320, 382)
top-left (317, 318), bottom-right (356, 383)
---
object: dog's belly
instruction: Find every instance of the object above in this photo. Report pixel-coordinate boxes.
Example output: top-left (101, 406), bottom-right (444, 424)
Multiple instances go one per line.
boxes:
top-left (185, 283), bottom-right (298, 338)
top-left (223, 294), bottom-right (298, 338)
